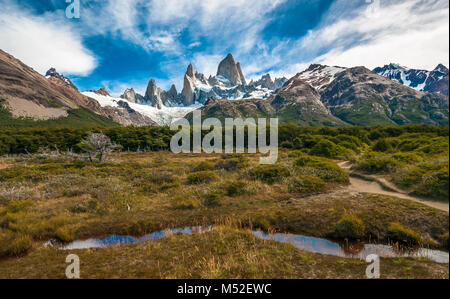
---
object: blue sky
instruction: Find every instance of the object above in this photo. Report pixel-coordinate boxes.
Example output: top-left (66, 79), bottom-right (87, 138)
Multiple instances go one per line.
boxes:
top-left (0, 0), bottom-right (449, 96)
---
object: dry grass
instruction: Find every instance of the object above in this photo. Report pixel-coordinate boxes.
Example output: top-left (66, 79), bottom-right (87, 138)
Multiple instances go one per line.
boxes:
top-left (0, 151), bottom-right (448, 278)
top-left (0, 227), bottom-right (447, 279)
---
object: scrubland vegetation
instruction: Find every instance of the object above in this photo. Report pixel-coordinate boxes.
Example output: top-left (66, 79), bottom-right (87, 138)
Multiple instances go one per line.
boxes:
top-left (0, 124), bottom-right (448, 278)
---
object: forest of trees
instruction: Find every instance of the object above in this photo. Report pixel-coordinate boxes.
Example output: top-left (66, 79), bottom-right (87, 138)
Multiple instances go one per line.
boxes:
top-left (0, 124), bottom-right (447, 156)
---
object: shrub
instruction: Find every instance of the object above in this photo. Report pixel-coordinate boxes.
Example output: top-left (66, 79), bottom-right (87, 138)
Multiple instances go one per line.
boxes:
top-left (334, 214), bottom-right (365, 240)
top-left (294, 154), bottom-right (349, 184)
top-left (355, 156), bottom-right (401, 174)
top-left (280, 141), bottom-right (294, 149)
top-left (0, 229), bottom-right (32, 258)
top-left (391, 152), bottom-right (422, 163)
top-left (288, 176), bottom-right (327, 194)
top-left (249, 165), bottom-right (290, 184)
top-left (55, 226), bottom-right (74, 242)
top-left (441, 232), bottom-right (449, 250)
top-left (187, 171), bottom-right (218, 185)
top-left (372, 138), bottom-right (394, 152)
top-left (309, 139), bottom-right (350, 159)
top-left (148, 170), bottom-right (178, 185)
top-left (287, 150), bottom-right (306, 158)
top-left (395, 161), bottom-right (449, 201)
top-left (202, 191), bottom-right (223, 207)
top-left (223, 181), bottom-right (248, 197)
top-left (7, 200), bottom-right (34, 213)
top-left (192, 161), bottom-right (215, 172)
top-left (171, 193), bottom-right (201, 210)
top-left (216, 155), bottom-right (248, 171)
top-left (387, 223), bottom-right (421, 245)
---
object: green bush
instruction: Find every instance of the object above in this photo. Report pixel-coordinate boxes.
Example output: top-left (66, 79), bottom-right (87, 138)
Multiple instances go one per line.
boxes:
top-left (309, 139), bottom-right (350, 159)
top-left (355, 156), bottom-right (401, 174)
top-left (294, 154), bottom-right (349, 184)
top-left (171, 193), bottom-right (201, 210)
top-left (441, 232), bottom-right (449, 249)
top-left (287, 150), bottom-right (307, 158)
top-left (334, 214), bottom-right (365, 240)
top-left (372, 138), bottom-right (394, 152)
top-left (387, 223), bottom-right (421, 245)
top-left (391, 152), bottom-right (422, 163)
top-left (202, 191), bottom-right (223, 207)
top-left (186, 171), bottom-right (218, 185)
top-left (0, 229), bottom-right (32, 258)
top-left (7, 200), bottom-right (34, 213)
top-left (216, 155), bottom-right (248, 171)
top-left (249, 165), bottom-right (290, 184)
top-left (223, 181), bottom-right (248, 197)
top-left (395, 161), bottom-right (449, 201)
top-left (288, 176), bottom-right (327, 194)
top-left (192, 161), bottom-right (216, 172)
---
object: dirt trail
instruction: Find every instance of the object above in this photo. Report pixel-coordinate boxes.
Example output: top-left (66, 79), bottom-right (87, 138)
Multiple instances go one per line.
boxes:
top-left (337, 162), bottom-right (449, 212)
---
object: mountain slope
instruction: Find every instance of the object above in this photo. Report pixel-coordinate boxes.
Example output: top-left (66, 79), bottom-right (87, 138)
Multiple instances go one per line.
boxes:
top-left (0, 49), bottom-right (155, 127)
top-left (321, 66), bottom-right (449, 126)
top-left (374, 63), bottom-right (449, 96)
top-left (188, 75), bottom-right (347, 127)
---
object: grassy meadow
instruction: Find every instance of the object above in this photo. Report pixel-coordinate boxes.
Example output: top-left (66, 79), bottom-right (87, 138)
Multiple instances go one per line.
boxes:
top-left (0, 124), bottom-right (448, 279)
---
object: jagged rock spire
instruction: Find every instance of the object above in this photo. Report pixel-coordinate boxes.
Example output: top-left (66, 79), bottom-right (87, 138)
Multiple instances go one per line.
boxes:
top-left (182, 63), bottom-right (196, 106)
top-left (145, 79), bottom-right (164, 109)
top-left (217, 53), bottom-right (246, 86)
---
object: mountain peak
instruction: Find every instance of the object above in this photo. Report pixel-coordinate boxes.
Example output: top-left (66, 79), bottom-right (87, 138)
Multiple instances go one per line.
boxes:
top-left (434, 64), bottom-right (449, 74)
top-left (45, 68), bottom-right (77, 90)
top-left (186, 63), bottom-right (195, 77)
top-left (217, 53), bottom-right (246, 86)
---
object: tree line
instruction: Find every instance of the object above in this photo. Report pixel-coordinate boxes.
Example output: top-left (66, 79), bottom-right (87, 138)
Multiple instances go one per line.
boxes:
top-left (0, 124), bottom-right (448, 156)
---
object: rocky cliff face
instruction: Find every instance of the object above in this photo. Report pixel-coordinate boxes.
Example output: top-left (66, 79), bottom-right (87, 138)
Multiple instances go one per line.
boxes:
top-left (182, 64), bottom-right (196, 106)
top-left (120, 88), bottom-right (145, 103)
top-left (374, 63), bottom-right (449, 96)
top-left (189, 75), bottom-right (345, 127)
top-left (0, 49), bottom-right (156, 126)
top-left (145, 79), bottom-right (164, 109)
top-left (191, 64), bottom-right (448, 127)
top-left (216, 53), bottom-right (246, 86)
top-left (424, 64), bottom-right (449, 95)
top-left (248, 74), bottom-right (287, 90)
top-left (321, 66), bottom-right (449, 126)
top-left (121, 54), bottom-right (288, 109)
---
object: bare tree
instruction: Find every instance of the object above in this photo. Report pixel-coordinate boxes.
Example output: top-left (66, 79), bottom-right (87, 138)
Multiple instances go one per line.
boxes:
top-left (77, 132), bottom-right (121, 162)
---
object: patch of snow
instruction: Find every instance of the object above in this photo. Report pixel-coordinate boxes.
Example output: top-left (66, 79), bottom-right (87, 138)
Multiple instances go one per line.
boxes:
top-left (82, 92), bottom-right (201, 126)
top-left (298, 66), bottom-right (346, 89)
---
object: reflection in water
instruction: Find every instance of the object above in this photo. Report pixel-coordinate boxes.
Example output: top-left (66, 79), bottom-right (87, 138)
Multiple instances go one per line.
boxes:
top-left (46, 226), bottom-right (449, 264)
top-left (253, 231), bottom-right (449, 264)
top-left (50, 226), bottom-right (213, 250)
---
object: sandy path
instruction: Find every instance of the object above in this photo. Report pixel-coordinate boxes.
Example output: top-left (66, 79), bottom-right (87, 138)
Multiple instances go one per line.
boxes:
top-left (337, 162), bottom-right (449, 212)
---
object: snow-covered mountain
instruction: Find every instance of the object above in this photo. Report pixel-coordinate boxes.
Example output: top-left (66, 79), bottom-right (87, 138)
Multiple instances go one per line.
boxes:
top-left (296, 64), bottom-right (346, 90)
top-left (120, 53), bottom-right (287, 110)
top-left (374, 63), bottom-right (449, 95)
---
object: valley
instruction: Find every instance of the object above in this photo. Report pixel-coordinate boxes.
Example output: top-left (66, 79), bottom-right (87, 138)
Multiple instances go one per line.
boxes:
top-left (0, 125), bottom-right (448, 279)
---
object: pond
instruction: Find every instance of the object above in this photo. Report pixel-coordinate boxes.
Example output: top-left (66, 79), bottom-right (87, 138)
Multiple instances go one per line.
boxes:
top-left (44, 226), bottom-right (449, 264)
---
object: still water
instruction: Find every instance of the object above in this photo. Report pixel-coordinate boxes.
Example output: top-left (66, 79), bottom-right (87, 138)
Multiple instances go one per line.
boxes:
top-left (45, 226), bottom-right (449, 264)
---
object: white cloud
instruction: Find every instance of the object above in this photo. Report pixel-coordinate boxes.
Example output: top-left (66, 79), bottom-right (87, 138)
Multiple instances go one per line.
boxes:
top-left (0, 3), bottom-right (97, 76)
top-left (192, 54), bottom-right (223, 77)
top-left (296, 0), bottom-right (449, 70)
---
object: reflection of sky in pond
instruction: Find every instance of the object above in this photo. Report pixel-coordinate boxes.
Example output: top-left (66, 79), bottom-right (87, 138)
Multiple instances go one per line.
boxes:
top-left (253, 231), bottom-right (449, 264)
top-left (60, 227), bottom-right (211, 250)
top-left (55, 227), bottom-right (448, 264)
